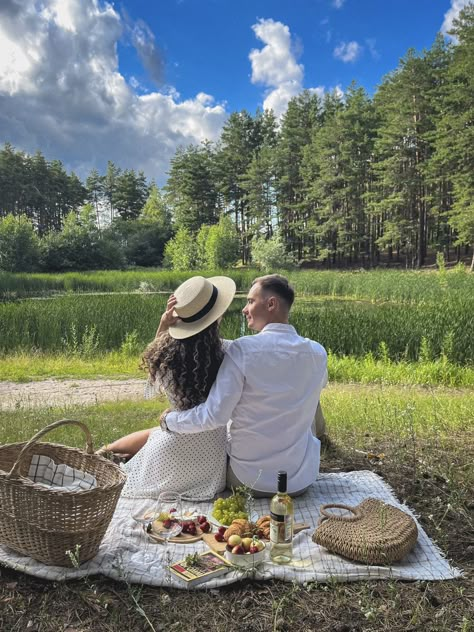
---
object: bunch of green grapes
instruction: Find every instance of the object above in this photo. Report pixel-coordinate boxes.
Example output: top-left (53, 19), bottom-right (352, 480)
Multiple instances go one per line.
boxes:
top-left (212, 494), bottom-right (247, 525)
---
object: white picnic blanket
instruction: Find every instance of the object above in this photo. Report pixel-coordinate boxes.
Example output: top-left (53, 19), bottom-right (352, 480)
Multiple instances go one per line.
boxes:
top-left (0, 471), bottom-right (462, 588)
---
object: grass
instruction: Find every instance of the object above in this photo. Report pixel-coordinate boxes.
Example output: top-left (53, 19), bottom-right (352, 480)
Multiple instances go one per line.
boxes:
top-left (2, 292), bottom-right (474, 364)
top-left (2, 266), bottom-right (473, 302)
top-left (0, 385), bottom-right (473, 631)
top-left (2, 350), bottom-right (474, 387)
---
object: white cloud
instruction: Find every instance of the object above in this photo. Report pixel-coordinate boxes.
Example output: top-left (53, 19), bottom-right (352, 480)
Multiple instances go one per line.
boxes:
top-left (0, 0), bottom-right (227, 182)
top-left (333, 41), bottom-right (362, 63)
top-left (365, 38), bottom-right (380, 60)
top-left (332, 0), bottom-right (345, 8)
top-left (441, 0), bottom-right (471, 40)
top-left (249, 18), bottom-right (304, 118)
top-left (249, 18), bottom-right (344, 118)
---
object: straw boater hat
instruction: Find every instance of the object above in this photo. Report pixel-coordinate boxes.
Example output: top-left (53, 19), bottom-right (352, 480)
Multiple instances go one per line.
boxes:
top-left (168, 276), bottom-right (236, 340)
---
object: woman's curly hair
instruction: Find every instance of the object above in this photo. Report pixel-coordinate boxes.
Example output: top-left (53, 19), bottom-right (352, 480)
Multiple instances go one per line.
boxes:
top-left (141, 321), bottom-right (225, 410)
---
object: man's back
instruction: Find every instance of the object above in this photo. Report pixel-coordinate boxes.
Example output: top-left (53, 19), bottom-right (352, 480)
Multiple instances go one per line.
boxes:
top-left (226, 323), bottom-right (327, 493)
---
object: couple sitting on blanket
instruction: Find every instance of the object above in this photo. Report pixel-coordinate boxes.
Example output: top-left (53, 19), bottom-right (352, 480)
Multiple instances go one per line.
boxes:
top-left (105, 274), bottom-right (328, 500)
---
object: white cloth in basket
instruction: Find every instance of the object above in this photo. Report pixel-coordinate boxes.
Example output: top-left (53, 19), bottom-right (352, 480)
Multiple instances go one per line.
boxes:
top-left (28, 455), bottom-right (97, 491)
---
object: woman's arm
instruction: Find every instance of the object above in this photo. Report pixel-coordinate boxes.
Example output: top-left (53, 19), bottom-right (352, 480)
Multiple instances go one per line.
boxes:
top-left (155, 295), bottom-right (179, 337)
top-left (104, 428), bottom-right (153, 457)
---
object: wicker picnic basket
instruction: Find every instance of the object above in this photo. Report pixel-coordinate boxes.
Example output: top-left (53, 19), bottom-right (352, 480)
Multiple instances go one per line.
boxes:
top-left (312, 498), bottom-right (418, 565)
top-left (0, 419), bottom-right (126, 567)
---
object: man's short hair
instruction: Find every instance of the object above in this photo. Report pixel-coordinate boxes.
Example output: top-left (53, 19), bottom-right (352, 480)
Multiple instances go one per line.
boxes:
top-left (252, 274), bottom-right (295, 309)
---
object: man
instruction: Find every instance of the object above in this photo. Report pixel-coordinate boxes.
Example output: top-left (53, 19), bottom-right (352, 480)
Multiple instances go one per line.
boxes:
top-left (161, 274), bottom-right (328, 496)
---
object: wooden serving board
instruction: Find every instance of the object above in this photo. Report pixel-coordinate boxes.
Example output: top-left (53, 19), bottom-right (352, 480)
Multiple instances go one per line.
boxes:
top-left (148, 521), bottom-right (204, 545)
top-left (202, 522), bottom-right (310, 554)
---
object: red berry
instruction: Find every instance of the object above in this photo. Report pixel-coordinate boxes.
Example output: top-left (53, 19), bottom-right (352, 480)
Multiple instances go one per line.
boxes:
top-left (249, 545), bottom-right (259, 554)
top-left (218, 526), bottom-right (226, 535)
top-left (169, 508), bottom-right (177, 514)
top-left (200, 521), bottom-right (211, 533)
top-left (163, 519), bottom-right (172, 529)
top-left (214, 533), bottom-right (225, 542)
top-left (197, 515), bottom-right (207, 524)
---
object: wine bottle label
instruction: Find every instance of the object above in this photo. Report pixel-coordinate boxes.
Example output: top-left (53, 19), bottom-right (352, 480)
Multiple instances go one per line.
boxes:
top-left (270, 513), bottom-right (292, 543)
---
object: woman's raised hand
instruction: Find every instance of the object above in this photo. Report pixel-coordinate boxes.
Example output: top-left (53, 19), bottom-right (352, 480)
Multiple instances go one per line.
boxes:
top-left (156, 295), bottom-right (179, 336)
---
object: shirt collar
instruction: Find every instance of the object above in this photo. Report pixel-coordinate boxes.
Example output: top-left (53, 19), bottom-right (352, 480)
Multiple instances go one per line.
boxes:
top-left (260, 323), bottom-right (297, 335)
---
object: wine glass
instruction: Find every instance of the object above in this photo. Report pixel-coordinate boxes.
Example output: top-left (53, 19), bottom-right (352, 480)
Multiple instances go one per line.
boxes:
top-left (153, 492), bottom-right (183, 578)
top-left (130, 499), bottom-right (156, 542)
top-left (153, 492), bottom-right (183, 540)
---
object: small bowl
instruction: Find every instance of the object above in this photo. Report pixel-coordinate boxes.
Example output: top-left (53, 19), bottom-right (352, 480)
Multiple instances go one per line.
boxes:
top-left (225, 543), bottom-right (266, 568)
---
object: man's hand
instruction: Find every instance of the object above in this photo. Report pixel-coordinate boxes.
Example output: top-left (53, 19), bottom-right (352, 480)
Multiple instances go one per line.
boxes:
top-left (159, 408), bottom-right (173, 432)
top-left (156, 295), bottom-right (179, 337)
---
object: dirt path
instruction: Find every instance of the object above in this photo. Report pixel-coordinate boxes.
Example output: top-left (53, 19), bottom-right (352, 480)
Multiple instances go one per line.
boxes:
top-left (0, 378), bottom-right (146, 410)
top-left (1, 378), bottom-right (470, 412)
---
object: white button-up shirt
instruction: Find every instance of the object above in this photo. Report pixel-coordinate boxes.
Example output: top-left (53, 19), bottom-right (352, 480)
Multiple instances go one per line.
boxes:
top-left (166, 323), bottom-right (328, 493)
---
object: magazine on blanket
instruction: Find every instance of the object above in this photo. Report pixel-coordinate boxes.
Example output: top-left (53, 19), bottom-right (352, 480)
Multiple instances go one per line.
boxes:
top-left (169, 551), bottom-right (232, 585)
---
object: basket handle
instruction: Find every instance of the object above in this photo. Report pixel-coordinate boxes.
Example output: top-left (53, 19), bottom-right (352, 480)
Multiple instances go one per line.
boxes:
top-left (7, 419), bottom-right (94, 479)
top-left (318, 503), bottom-right (360, 525)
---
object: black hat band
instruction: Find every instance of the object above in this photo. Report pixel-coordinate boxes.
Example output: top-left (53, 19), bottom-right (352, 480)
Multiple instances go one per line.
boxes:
top-left (180, 285), bottom-right (218, 323)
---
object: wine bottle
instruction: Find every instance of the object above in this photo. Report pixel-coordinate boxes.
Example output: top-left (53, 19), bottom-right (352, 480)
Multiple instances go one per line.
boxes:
top-left (269, 470), bottom-right (294, 564)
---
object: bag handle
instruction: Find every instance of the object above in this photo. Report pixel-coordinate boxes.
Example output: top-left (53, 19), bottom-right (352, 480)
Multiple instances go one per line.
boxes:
top-left (318, 503), bottom-right (360, 525)
top-left (7, 419), bottom-right (94, 479)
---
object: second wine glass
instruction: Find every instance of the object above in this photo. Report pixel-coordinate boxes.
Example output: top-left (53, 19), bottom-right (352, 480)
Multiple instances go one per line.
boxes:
top-left (153, 491), bottom-right (183, 542)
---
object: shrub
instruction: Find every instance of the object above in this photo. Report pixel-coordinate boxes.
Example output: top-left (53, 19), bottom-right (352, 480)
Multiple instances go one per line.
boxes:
top-left (251, 232), bottom-right (295, 272)
top-left (0, 214), bottom-right (40, 272)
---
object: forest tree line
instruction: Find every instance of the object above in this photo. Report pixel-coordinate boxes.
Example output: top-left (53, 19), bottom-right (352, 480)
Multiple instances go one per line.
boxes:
top-left (0, 5), bottom-right (473, 272)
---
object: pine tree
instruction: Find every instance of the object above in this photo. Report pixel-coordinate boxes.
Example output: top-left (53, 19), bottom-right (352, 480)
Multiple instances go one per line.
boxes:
top-left (436, 5), bottom-right (474, 270)
top-left (166, 142), bottom-right (219, 233)
top-left (275, 90), bottom-right (321, 260)
top-left (216, 111), bottom-right (263, 263)
top-left (372, 49), bottom-right (439, 267)
top-left (140, 183), bottom-right (172, 232)
top-left (113, 169), bottom-right (149, 220)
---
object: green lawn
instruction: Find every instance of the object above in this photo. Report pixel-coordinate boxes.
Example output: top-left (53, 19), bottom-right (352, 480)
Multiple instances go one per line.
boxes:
top-left (2, 350), bottom-right (473, 387)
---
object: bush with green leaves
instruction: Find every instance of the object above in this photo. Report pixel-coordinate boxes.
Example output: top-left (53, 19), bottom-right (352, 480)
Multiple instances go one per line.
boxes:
top-left (196, 216), bottom-right (240, 269)
top-left (41, 206), bottom-right (124, 271)
top-left (250, 232), bottom-right (295, 272)
top-left (0, 214), bottom-right (40, 272)
top-left (163, 227), bottom-right (197, 270)
top-left (110, 218), bottom-right (171, 267)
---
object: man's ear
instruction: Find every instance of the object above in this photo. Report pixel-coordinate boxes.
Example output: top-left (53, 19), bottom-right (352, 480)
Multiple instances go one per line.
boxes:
top-left (267, 296), bottom-right (277, 311)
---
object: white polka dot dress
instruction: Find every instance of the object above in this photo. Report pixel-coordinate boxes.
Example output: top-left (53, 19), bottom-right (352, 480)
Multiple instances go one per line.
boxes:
top-left (121, 341), bottom-right (230, 500)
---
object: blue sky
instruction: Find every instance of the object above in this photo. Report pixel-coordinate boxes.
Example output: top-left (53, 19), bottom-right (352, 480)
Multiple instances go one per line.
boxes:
top-left (0, 0), bottom-right (470, 183)
top-left (118, 0), bottom-right (451, 110)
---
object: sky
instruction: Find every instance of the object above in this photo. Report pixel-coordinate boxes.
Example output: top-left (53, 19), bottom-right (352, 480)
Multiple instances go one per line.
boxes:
top-left (0, 0), bottom-right (471, 185)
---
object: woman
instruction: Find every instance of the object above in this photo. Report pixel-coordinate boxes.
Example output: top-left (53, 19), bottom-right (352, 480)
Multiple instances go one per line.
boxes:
top-left (102, 275), bottom-right (236, 500)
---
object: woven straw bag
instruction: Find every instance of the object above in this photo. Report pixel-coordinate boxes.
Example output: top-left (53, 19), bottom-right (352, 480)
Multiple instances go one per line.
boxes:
top-left (0, 419), bottom-right (126, 567)
top-left (312, 498), bottom-right (418, 565)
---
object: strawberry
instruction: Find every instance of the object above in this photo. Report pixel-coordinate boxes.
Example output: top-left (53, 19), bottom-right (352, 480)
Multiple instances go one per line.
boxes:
top-left (218, 526), bottom-right (226, 535)
top-left (163, 519), bottom-right (172, 529)
top-left (197, 515), bottom-right (207, 524)
top-left (200, 521), bottom-right (211, 533)
top-left (214, 533), bottom-right (225, 542)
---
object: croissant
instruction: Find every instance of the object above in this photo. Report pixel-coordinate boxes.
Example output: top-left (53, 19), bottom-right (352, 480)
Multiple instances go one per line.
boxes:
top-left (256, 515), bottom-right (270, 527)
top-left (261, 525), bottom-right (271, 539)
top-left (224, 520), bottom-right (253, 540)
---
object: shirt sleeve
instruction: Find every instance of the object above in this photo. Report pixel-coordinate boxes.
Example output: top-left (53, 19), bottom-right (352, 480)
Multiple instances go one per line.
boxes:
top-left (165, 347), bottom-right (245, 434)
top-left (321, 368), bottom-right (328, 389)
